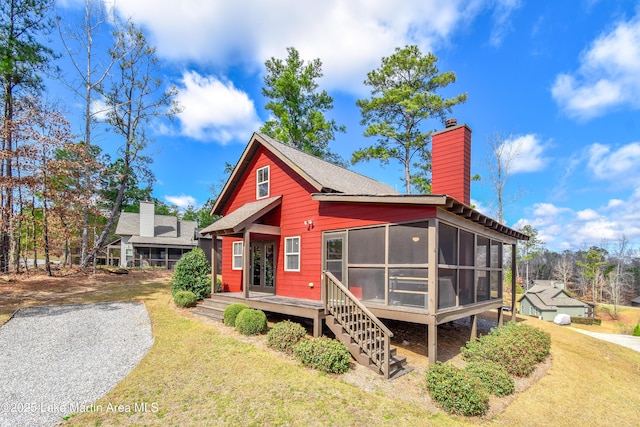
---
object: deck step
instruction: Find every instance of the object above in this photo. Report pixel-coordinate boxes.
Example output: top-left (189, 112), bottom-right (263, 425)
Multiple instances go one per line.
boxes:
top-left (326, 314), bottom-right (412, 379)
top-left (195, 296), bottom-right (235, 322)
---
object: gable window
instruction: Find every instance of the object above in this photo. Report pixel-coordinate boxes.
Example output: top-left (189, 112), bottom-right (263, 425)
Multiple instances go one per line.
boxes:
top-left (284, 236), bottom-right (300, 271)
top-left (232, 241), bottom-right (243, 270)
top-left (256, 166), bottom-right (270, 199)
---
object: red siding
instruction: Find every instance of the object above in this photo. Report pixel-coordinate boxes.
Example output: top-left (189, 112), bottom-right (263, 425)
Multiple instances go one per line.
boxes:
top-left (432, 124), bottom-right (472, 205)
top-left (220, 237), bottom-right (243, 292)
top-left (219, 145), bottom-right (438, 301)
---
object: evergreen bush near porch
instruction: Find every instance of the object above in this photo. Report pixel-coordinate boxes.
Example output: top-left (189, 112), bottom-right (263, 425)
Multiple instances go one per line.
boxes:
top-left (464, 361), bottom-right (515, 397)
top-left (425, 362), bottom-right (489, 417)
top-left (223, 303), bottom-right (250, 326)
top-left (235, 309), bottom-right (268, 335)
top-left (267, 320), bottom-right (307, 354)
top-left (173, 291), bottom-right (197, 308)
top-left (293, 337), bottom-right (351, 374)
top-left (461, 321), bottom-right (550, 377)
top-left (171, 248), bottom-right (212, 300)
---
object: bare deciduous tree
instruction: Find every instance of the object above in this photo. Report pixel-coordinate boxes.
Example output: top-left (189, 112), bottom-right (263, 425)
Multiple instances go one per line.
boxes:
top-left (81, 20), bottom-right (181, 267)
top-left (57, 0), bottom-right (119, 265)
top-left (485, 132), bottom-right (524, 224)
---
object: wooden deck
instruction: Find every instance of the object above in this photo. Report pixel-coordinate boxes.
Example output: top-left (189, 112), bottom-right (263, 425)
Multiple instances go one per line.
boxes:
top-left (198, 292), bottom-right (325, 337)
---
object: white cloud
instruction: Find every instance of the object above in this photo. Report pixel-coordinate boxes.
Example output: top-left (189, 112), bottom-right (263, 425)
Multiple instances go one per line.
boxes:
top-left (175, 71), bottom-right (261, 143)
top-left (551, 15), bottom-right (640, 120)
top-left (165, 194), bottom-right (196, 209)
top-left (501, 134), bottom-right (548, 174)
top-left (587, 141), bottom-right (640, 183)
top-left (108, 0), bottom-right (494, 94)
top-left (576, 208), bottom-right (600, 221)
top-left (490, 0), bottom-right (522, 47)
top-left (515, 191), bottom-right (640, 250)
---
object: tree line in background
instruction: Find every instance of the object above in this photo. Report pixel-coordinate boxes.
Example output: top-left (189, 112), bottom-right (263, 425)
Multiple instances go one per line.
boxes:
top-left (5, 0), bottom-right (636, 296)
top-left (1, 0), bottom-right (471, 275)
top-left (517, 226), bottom-right (639, 316)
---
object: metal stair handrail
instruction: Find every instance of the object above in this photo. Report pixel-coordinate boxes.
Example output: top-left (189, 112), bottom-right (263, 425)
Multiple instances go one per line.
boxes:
top-left (323, 271), bottom-right (393, 377)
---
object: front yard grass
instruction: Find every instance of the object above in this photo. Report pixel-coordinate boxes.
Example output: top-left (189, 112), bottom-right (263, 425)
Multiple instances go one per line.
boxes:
top-left (2, 271), bottom-right (640, 426)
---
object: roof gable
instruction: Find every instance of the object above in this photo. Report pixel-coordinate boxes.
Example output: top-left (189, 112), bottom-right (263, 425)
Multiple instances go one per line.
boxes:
top-left (213, 133), bottom-right (398, 215)
top-left (115, 212), bottom-right (197, 245)
top-left (521, 285), bottom-right (589, 310)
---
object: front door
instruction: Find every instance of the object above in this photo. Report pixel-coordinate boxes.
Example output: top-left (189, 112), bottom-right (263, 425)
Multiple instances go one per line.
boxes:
top-left (250, 241), bottom-right (276, 293)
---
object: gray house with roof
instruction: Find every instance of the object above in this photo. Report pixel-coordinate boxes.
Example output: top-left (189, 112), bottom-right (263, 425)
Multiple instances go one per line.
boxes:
top-left (519, 280), bottom-right (593, 321)
top-left (115, 201), bottom-right (198, 269)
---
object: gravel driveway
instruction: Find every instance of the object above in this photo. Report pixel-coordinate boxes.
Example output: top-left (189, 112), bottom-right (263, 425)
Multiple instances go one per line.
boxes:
top-left (0, 302), bottom-right (153, 427)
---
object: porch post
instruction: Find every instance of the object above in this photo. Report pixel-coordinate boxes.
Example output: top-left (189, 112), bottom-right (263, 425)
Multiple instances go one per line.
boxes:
top-left (470, 314), bottom-right (477, 341)
top-left (428, 323), bottom-right (437, 364)
top-left (498, 306), bottom-right (504, 327)
top-left (243, 230), bottom-right (250, 298)
top-left (211, 236), bottom-right (218, 294)
top-left (511, 243), bottom-right (517, 322)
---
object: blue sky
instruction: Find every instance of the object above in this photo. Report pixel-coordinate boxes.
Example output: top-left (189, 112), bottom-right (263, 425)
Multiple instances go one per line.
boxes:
top-left (53, 0), bottom-right (640, 252)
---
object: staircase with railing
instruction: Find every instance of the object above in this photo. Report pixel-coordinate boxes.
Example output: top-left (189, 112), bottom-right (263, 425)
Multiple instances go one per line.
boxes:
top-left (323, 271), bottom-right (411, 379)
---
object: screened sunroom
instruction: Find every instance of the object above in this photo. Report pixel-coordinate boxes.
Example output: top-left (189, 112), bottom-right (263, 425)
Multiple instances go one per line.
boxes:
top-left (322, 215), bottom-right (514, 316)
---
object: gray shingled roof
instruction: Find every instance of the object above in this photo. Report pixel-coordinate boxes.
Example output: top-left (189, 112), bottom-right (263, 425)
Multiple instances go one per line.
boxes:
top-left (115, 212), bottom-right (197, 246)
top-left (213, 133), bottom-right (398, 215)
top-left (201, 196), bottom-right (281, 235)
top-left (520, 284), bottom-right (589, 310)
top-left (258, 133), bottom-right (398, 195)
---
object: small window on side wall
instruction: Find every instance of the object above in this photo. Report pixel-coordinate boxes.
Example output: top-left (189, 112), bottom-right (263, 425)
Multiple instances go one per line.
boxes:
top-left (232, 241), bottom-right (243, 270)
top-left (284, 236), bottom-right (300, 271)
top-left (257, 166), bottom-right (270, 199)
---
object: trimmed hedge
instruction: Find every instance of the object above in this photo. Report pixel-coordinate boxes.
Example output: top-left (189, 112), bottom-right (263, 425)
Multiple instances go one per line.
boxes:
top-left (633, 323), bottom-right (640, 337)
top-left (223, 303), bottom-right (249, 326)
top-left (173, 290), bottom-right (197, 308)
top-left (461, 321), bottom-right (551, 377)
top-left (267, 320), bottom-right (307, 354)
top-left (571, 316), bottom-right (601, 326)
top-left (235, 309), bottom-right (268, 335)
top-left (425, 362), bottom-right (489, 417)
top-left (171, 248), bottom-right (212, 300)
top-left (465, 360), bottom-right (515, 397)
top-left (293, 337), bottom-right (351, 374)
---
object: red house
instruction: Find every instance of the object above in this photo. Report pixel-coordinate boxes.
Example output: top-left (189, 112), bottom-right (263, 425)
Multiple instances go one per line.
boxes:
top-left (200, 120), bottom-right (527, 378)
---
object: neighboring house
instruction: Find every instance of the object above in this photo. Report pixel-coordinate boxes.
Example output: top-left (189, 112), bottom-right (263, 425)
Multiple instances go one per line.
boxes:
top-left (115, 201), bottom-right (198, 269)
top-left (200, 120), bottom-right (528, 377)
top-left (630, 296), bottom-right (640, 307)
top-left (519, 281), bottom-right (593, 321)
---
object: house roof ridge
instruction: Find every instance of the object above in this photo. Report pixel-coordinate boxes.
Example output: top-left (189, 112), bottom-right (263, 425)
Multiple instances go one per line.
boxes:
top-left (255, 132), bottom-right (397, 191)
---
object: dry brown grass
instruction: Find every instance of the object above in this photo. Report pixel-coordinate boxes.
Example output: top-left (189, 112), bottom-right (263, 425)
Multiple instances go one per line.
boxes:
top-left (2, 270), bottom-right (640, 426)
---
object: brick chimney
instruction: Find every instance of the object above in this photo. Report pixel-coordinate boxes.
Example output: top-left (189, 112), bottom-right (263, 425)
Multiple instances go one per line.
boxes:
top-left (139, 201), bottom-right (155, 237)
top-left (431, 119), bottom-right (472, 205)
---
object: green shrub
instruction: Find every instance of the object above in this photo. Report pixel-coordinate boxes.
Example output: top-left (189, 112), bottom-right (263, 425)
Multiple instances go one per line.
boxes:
top-left (293, 337), bottom-right (351, 374)
top-left (223, 303), bottom-right (249, 326)
top-left (425, 362), bottom-right (489, 417)
top-left (173, 290), bottom-right (197, 308)
top-left (571, 316), bottom-right (600, 325)
top-left (267, 320), bottom-right (307, 354)
top-left (633, 323), bottom-right (640, 337)
top-left (461, 321), bottom-right (550, 377)
top-left (235, 309), bottom-right (268, 335)
top-left (171, 248), bottom-right (211, 300)
top-left (465, 361), bottom-right (515, 397)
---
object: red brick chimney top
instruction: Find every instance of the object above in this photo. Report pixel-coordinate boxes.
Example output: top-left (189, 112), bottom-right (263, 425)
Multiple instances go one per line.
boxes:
top-left (431, 120), bottom-right (472, 205)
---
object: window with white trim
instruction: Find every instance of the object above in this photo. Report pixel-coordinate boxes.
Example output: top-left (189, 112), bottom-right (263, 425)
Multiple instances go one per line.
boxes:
top-left (256, 166), bottom-right (270, 199)
top-left (232, 241), bottom-right (243, 270)
top-left (284, 236), bottom-right (300, 271)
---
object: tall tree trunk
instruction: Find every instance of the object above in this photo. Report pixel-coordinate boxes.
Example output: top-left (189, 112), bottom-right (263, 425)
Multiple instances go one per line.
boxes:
top-left (43, 197), bottom-right (51, 276)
